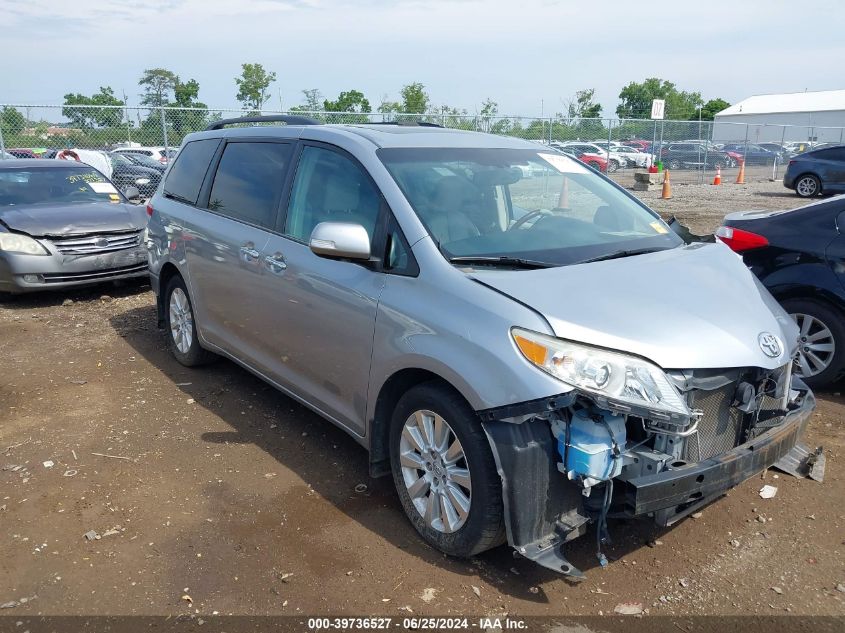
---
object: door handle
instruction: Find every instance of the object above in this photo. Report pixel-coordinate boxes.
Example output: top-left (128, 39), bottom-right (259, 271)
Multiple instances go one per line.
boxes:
top-left (264, 252), bottom-right (287, 274)
top-left (239, 246), bottom-right (260, 261)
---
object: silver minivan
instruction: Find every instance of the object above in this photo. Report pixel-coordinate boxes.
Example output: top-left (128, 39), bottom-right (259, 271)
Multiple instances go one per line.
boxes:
top-left (146, 116), bottom-right (821, 578)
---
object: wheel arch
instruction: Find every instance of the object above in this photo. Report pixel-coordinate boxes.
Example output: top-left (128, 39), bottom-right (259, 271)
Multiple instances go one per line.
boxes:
top-left (368, 368), bottom-right (475, 478)
top-left (156, 261), bottom-right (184, 328)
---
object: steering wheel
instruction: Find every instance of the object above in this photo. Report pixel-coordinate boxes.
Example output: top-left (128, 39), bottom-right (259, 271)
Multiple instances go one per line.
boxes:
top-left (508, 207), bottom-right (567, 231)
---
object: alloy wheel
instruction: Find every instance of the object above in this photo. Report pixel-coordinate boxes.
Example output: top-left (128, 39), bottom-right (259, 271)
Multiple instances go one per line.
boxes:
top-left (796, 176), bottom-right (818, 197)
top-left (169, 287), bottom-right (193, 354)
top-left (790, 312), bottom-right (835, 377)
top-left (399, 409), bottom-right (472, 533)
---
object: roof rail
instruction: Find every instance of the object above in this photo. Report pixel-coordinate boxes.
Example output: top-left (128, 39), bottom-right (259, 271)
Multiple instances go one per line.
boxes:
top-left (364, 121), bottom-right (444, 128)
top-left (205, 114), bottom-right (321, 131)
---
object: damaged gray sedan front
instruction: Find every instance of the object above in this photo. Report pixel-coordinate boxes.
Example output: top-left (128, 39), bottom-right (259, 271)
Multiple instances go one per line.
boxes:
top-left (147, 121), bottom-right (823, 580)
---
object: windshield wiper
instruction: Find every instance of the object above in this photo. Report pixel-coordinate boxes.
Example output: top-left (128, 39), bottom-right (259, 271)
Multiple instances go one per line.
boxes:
top-left (448, 256), bottom-right (556, 269)
top-left (573, 246), bottom-right (672, 265)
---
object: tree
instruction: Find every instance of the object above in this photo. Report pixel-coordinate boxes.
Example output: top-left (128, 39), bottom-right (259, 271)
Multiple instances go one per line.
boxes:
top-left (400, 82), bottom-right (430, 114)
top-left (168, 78), bottom-right (208, 138)
top-left (0, 107), bottom-right (26, 135)
top-left (297, 89), bottom-right (323, 111)
top-left (62, 87), bottom-right (124, 128)
top-left (139, 68), bottom-right (179, 108)
top-left (235, 63), bottom-right (277, 112)
top-left (616, 78), bottom-right (703, 120)
top-left (700, 98), bottom-right (730, 121)
top-left (566, 89), bottom-right (602, 119)
top-left (377, 94), bottom-right (402, 114)
top-left (323, 90), bottom-right (371, 113)
top-left (478, 98), bottom-right (498, 132)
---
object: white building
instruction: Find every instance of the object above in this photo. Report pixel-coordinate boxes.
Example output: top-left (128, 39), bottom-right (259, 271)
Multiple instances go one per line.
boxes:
top-left (712, 89), bottom-right (845, 143)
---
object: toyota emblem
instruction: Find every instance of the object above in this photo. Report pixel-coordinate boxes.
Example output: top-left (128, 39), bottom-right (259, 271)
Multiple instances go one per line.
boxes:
top-left (94, 237), bottom-right (110, 248)
top-left (758, 332), bottom-right (782, 358)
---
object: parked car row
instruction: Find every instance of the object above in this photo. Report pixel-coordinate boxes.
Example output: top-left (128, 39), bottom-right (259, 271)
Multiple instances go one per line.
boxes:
top-left (0, 117), bottom-right (829, 583)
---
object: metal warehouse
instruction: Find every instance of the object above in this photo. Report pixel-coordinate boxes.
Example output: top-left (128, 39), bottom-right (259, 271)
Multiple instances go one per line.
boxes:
top-left (712, 89), bottom-right (845, 143)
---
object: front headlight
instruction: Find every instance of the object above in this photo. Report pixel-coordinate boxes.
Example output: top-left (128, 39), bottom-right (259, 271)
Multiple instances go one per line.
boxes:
top-left (512, 328), bottom-right (690, 421)
top-left (135, 178), bottom-right (151, 185)
top-left (0, 233), bottom-right (49, 255)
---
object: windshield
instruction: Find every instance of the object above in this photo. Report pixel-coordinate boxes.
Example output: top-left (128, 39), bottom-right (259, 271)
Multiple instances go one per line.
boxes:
top-left (0, 167), bottom-right (122, 207)
top-left (379, 148), bottom-right (681, 267)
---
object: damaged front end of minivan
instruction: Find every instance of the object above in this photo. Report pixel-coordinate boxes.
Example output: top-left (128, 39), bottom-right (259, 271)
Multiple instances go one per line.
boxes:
top-left (478, 329), bottom-right (822, 579)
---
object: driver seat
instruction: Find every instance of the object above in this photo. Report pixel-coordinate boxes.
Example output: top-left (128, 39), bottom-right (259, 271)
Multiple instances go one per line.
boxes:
top-left (425, 177), bottom-right (481, 244)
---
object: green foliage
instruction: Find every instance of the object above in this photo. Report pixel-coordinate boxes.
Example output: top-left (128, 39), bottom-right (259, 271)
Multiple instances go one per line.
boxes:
top-left (478, 98), bottom-right (498, 132)
top-left (700, 98), bottom-right (730, 121)
top-left (139, 68), bottom-right (179, 108)
top-left (616, 78), bottom-right (703, 120)
top-left (62, 87), bottom-right (124, 128)
top-left (567, 89), bottom-right (602, 119)
top-left (235, 63), bottom-right (277, 112)
top-left (288, 89), bottom-right (324, 113)
top-left (323, 90), bottom-right (371, 113)
top-left (400, 83), bottom-right (430, 114)
top-left (321, 90), bottom-right (372, 123)
top-left (1, 106), bottom-right (26, 134)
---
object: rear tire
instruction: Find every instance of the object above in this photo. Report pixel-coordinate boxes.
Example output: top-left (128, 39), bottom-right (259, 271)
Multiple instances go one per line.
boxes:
top-left (389, 382), bottom-right (505, 557)
top-left (795, 174), bottom-right (821, 198)
top-left (668, 159), bottom-right (681, 170)
top-left (782, 298), bottom-right (845, 389)
top-left (607, 159), bottom-right (619, 173)
top-left (163, 275), bottom-right (216, 367)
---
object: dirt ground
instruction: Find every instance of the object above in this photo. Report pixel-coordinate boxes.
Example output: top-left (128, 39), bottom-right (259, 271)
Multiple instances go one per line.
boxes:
top-left (0, 180), bottom-right (843, 624)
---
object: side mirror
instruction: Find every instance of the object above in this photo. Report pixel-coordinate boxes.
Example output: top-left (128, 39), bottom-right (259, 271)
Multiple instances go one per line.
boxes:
top-left (309, 222), bottom-right (370, 260)
top-left (123, 186), bottom-right (142, 204)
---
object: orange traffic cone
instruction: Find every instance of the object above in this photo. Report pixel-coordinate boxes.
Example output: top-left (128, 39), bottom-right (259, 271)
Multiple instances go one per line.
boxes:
top-left (559, 176), bottom-right (569, 209)
top-left (661, 170), bottom-right (672, 199)
top-left (735, 160), bottom-right (746, 184)
top-left (712, 166), bottom-right (722, 185)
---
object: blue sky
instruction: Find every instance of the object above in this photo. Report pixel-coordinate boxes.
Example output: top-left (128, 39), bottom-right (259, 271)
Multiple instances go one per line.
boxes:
top-left (2, 0), bottom-right (844, 116)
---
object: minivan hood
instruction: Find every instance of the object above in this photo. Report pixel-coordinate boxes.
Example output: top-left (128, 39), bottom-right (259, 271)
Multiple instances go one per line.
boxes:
top-left (468, 243), bottom-right (797, 370)
top-left (0, 202), bottom-right (147, 237)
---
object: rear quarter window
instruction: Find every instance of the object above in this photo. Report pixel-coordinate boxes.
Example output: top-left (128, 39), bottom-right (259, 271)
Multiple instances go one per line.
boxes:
top-left (162, 139), bottom-right (220, 205)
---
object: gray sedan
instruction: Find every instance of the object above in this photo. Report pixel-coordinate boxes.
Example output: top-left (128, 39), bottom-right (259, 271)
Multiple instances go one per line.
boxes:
top-left (0, 160), bottom-right (149, 293)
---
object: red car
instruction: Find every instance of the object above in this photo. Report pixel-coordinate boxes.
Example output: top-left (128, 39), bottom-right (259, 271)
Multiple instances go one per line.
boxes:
top-left (557, 147), bottom-right (608, 172)
top-left (578, 152), bottom-right (608, 172)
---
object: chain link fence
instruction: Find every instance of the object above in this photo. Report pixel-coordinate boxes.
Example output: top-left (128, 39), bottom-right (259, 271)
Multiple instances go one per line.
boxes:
top-left (2, 104), bottom-right (844, 187)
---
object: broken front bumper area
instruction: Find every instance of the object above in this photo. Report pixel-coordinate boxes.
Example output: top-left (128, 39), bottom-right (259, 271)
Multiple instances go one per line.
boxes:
top-left (621, 386), bottom-right (817, 525)
top-left (480, 378), bottom-right (819, 579)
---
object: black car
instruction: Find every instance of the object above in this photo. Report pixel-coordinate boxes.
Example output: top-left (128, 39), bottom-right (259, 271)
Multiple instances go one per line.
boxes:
top-left (717, 195), bottom-right (845, 387)
top-left (783, 146), bottom-right (845, 198)
top-left (721, 143), bottom-right (782, 165)
top-left (660, 143), bottom-right (730, 170)
top-left (109, 153), bottom-right (162, 198)
top-left (115, 152), bottom-right (167, 174)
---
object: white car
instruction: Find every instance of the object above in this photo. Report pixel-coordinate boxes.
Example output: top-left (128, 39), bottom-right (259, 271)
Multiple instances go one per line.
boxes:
top-left (592, 142), bottom-right (654, 168)
top-left (555, 142), bottom-right (629, 172)
top-left (113, 146), bottom-right (178, 164)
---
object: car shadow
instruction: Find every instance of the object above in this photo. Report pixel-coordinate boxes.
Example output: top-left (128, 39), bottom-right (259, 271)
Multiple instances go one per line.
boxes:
top-left (0, 278), bottom-right (150, 310)
top-left (110, 304), bottom-right (667, 600)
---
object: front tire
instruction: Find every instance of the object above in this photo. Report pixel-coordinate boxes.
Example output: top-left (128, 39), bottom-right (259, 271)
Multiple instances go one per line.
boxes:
top-left (668, 158), bottom-right (681, 170)
top-left (607, 159), bottom-right (619, 173)
top-left (164, 275), bottom-right (216, 367)
top-left (782, 298), bottom-right (845, 389)
top-left (389, 382), bottom-right (505, 557)
top-left (795, 174), bottom-right (821, 198)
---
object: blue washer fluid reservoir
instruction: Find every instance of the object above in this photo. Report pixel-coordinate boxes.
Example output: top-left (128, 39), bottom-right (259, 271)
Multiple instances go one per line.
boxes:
top-left (556, 408), bottom-right (626, 481)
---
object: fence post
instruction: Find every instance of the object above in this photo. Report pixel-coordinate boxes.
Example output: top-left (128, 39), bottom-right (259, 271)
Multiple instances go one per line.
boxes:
top-left (0, 117), bottom-right (6, 158)
top-left (774, 125), bottom-right (787, 181)
top-left (160, 106), bottom-right (170, 155)
top-left (742, 124), bottom-right (749, 169)
top-left (607, 119), bottom-right (612, 163)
